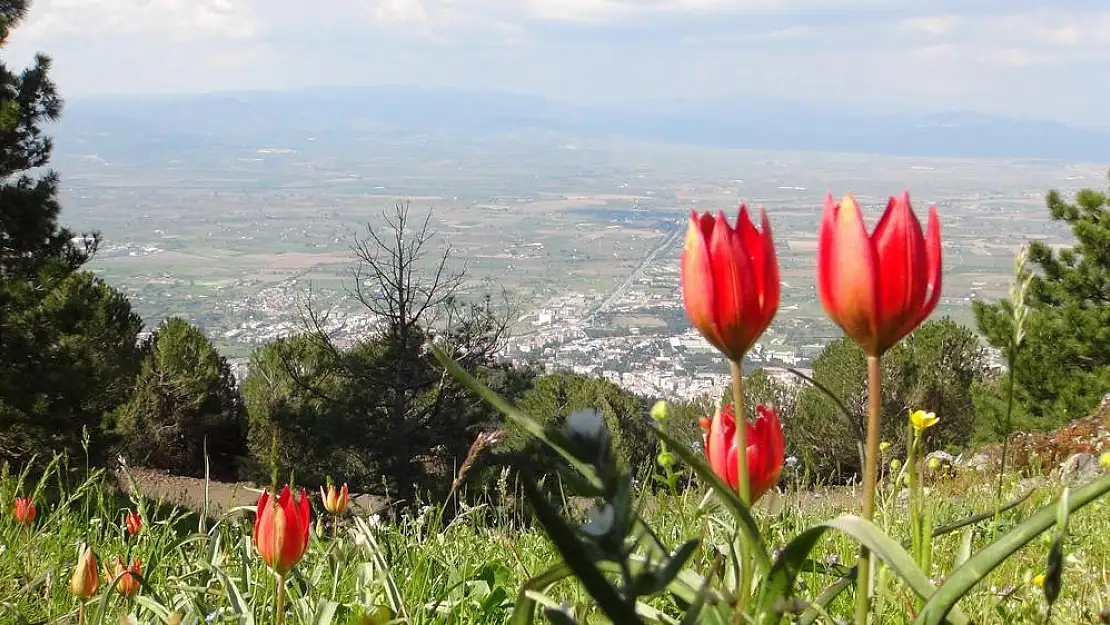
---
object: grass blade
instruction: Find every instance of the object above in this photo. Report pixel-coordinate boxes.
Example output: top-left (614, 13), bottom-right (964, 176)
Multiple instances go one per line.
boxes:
top-left (756, 515), bottom-right (970, 625)
top-left (915, 473), bottom-right (1110, 625)
top-left (521, 478), bottom-right (644, 624)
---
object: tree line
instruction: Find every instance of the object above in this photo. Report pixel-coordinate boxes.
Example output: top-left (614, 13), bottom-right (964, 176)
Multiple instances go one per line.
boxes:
top-left (3, 0), bottom-right (1109, 500)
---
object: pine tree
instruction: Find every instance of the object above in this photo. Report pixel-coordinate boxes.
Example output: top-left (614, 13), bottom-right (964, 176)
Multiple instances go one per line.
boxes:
top-left (0, 2), bottom-right (135, 463)
top-left (974, 171), bottom-right (1110, 428)
top-left (0, 0), bottom-right (92, 279)
top-left (113, 318), bottom-right (246, 479)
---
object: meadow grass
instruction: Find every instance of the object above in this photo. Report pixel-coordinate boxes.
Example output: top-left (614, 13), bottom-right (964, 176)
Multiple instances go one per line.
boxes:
top-left (1, 456), bottom-right (1108, 625)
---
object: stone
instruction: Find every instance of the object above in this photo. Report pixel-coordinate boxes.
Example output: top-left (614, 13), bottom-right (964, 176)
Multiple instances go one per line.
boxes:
top-left (1055, 452), bottom-right (1101, 483)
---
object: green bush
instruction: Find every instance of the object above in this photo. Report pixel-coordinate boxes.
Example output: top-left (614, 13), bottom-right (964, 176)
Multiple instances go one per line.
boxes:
top-left (112, 318), bottom-right (246, 479)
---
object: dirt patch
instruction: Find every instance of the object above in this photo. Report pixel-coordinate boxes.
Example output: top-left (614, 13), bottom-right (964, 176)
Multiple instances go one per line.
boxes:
top-left (115, 468), bottom-right (389, 519)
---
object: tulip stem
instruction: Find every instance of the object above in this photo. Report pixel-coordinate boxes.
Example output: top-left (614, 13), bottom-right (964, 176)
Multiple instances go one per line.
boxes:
top-left (729, 359), bottom-right (753, 619)
top-left (856, 355), bottom-right (883, 625)
top-left (729, 359), bottom-right (751, 505)
top-left (275, 573), bottom-right (286, 625)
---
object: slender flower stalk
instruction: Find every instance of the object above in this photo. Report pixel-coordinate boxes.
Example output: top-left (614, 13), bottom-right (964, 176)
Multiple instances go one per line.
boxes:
top-left (855, 356), bottom-right (884, 623)
top-left (817, 191), bottom-right (942, 624)
top-left (730, 362), bottom-right (751, 504)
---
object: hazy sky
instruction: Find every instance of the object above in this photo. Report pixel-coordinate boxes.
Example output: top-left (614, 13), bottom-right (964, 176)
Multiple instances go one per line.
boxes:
top-left (5, 0), bottom-right (1109, 128)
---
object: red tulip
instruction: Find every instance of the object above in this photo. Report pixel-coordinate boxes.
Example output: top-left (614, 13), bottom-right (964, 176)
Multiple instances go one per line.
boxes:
top-left (681, 204), bottom-right (780, 361)
top-left (104, 556), bottom-right (142, 598)
top-left (124, 510), bottom-right (142, 536)
top-left (253, 485), bottom-right (311, 575)
top-left (69, 543), bottom-right (99, 599)
top-left (321, 483), bottom-right (350, 515)
top-left (817, 192), bottom-right (942, 356)
top-left (699, 404), bottom-right (784, 502)
top-left (13, 497), bottom-right (35, 526)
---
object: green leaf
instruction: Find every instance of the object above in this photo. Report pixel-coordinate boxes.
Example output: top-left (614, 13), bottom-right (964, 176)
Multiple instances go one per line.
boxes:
top-left (432, 345), bottom-right (602, 488)
top-left (756, 516), bottom-right (970, 625)
top-left (653, 424), bottom-right (770, 573)
top-left (521, 478), bottom-right (644, 625)
top-left (797, 576), bottom-right (853, 625)
top-left (1043, 487), bottom-right (1071, 606)
top-left (915, 473), bottom-right (1110, 625)
top-left (926, 488), bottom-right (1034, 540)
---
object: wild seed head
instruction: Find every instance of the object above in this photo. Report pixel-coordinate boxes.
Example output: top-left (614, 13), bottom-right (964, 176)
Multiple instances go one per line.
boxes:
top-left (1009, 244), bottom-right (1033, 350)
top-left (451, 430), bottom-right (505, 492)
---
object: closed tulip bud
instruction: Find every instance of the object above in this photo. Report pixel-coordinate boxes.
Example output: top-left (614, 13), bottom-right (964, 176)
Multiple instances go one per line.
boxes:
top-left (124, 510), bottom-right (142, 536)
top-left (699, 404), bottom-right (785, 502)
top-left (650, 400), bottom-right (671, 423)
top-left (104, 556), bottom-right (142, 598)
top-left (321, 483), bottom-right (350, 515)
top-left (253, 485), bottom-right (311, 575)
top-left (817, 192), bottom-right (941, 357)
top-left (69, 543), bottom-right (99, 599)
top-left (681, 204), bottom-right (780, 361)
top-left (13, 497), bottom-right (35, 526)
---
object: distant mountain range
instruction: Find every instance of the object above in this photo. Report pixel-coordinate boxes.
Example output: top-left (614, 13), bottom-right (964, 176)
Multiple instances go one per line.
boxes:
top-left (55, 85), bottom-right (1110, 162)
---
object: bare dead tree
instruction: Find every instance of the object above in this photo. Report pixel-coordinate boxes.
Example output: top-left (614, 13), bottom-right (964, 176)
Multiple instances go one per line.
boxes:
top-left (278, 201), bottom-right (520, 505)
top-left (350, 202), bottom-right (464, 341)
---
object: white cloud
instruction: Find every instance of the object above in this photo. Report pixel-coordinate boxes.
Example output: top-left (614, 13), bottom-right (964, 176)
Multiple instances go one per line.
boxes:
top-left (19, 0), bottom-right (259, 42)
top-left (900, 15), bottom-right (962, 36)
top-left (3, 0), bottom-right (1110, 126)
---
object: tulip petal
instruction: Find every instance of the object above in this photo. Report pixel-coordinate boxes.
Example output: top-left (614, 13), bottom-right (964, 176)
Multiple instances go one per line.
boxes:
top-left (912, 205), bottom-right (943, 330)
top-left (681, 212), bottom-right (726, 352)
top-left (872, 192), bottom-right (928, 349)
top-left (818, 194), bottom-right (880, 354)
top-left (253, 490), bottom-right (269, 546)
top-left (709, 211), bottom-right (759, 358)
top-left (707, 405), bottom-right (731, 485)
top-left (758, 208), bottom-right (781, 328)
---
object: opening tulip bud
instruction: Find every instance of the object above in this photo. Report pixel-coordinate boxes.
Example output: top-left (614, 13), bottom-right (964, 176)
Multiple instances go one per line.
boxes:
top-left (13, 497), bottom-right (35, 526)
top-left (105, 557), bottom-right (141, 598)
top-left (321, 483), bottom-right (350, 515)
top-left (681, 205), bottom-right (780, 361)
top-left (817, 192), bottom-right (941, 357)
top-left (124, 510), bottom-right (142, 536)
top-left (69, 543), bottom-right (99, 599)
top-left (700, 404), bottom-right (785, 502)
top-left (253, 485), bottom-right (311, 575)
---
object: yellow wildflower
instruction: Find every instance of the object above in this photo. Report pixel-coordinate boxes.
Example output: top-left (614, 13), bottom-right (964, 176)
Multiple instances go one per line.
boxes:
top-left (1033, 573), bottom-right (1045, 587)
top-left (910, 409), bottom-right (939, 433)
top-left (927, 456), bottom-right (941, 471)
top-left (879, 441), bottom-right (890, 454)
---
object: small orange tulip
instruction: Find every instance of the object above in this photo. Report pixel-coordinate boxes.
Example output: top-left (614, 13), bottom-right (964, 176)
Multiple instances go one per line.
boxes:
top-left (681, 204), bottom-right (780, 361)
top-left (253, 485), bottom-right (311, 575)
top-left (321, 483), bottom-right (350, 515)
top-left (69, 543), bottom-right (99, 599)
top-left (105, 557), bottom-right (142, 598)
top-left (13, 497), bottom-right (35, 526)
top-left (817, 192), bottom-right (941, 356)
top-left (124, 510), bottom-right (142, 536)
